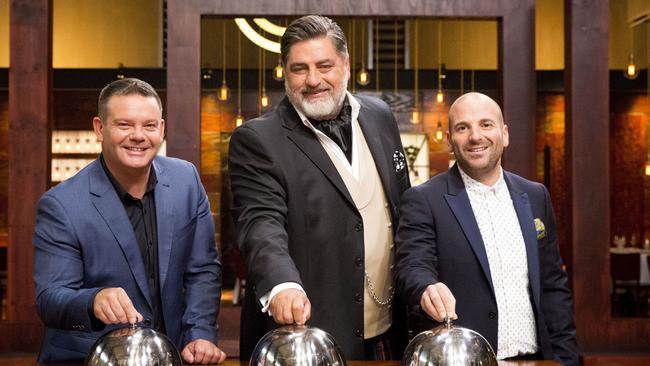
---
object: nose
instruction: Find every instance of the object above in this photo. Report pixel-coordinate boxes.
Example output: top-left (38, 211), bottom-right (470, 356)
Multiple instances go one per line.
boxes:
top-left (305, 67), bottom-right (321, 88)
top-left (468, 127), bottom-right (483, 142)
top-left (129, 126), bottom-right (145, 141)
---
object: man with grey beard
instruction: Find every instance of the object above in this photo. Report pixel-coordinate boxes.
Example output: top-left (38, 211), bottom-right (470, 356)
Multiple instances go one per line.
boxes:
top-left (228, 15), bottom-right (410, 361)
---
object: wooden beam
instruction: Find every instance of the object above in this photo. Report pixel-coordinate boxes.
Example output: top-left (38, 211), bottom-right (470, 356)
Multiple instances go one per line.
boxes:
top-left (565, 0), bottom-right (610, 349)
top-left (8, 0), bottom-right (51, 325)
top-left (500, 3), bottom-right (536, 179)
top-left (166, 0), bottom-right (201, 167)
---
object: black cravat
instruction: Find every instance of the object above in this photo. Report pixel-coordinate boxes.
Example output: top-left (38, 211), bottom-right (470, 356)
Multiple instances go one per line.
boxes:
top-left (310, 100), bottom-right (353, 162)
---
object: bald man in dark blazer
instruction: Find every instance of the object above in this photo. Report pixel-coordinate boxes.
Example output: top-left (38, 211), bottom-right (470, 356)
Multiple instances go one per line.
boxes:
top-left (395, 93), bottom-right (578, 365)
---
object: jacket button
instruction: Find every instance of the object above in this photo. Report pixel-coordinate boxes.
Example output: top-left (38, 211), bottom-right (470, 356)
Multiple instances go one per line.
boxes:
top-left (355, 329), bottom-right (363, 338)
top-left (488, 312), bottom-right (497, 319)
top-left (144, 318), bottom-right (152, 326)
top-left (355, 291), bottom-right (362, 302)
top-left (354, 257), bottom-right (362, 267)
top-left (355, 223), bottom-right (363, 232)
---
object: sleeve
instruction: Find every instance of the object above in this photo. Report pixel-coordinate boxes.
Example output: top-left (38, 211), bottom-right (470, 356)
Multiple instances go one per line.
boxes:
top-left (33, 193), bottom-right (105, 332)
top-left (181, 163), bottom-right (222, 346)
top-left (538, 185), bottom-right (579, 365)
top-left (260, 282), bottom-right (305, 314)
top-left (394, 186), bottom-right (439, 306)
top-left (228, 125), bottom-right (303, 302)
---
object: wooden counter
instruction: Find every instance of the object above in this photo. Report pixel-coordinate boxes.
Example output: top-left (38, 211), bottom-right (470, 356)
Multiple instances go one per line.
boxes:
top-left (0, 355), bottom-right (560, 366)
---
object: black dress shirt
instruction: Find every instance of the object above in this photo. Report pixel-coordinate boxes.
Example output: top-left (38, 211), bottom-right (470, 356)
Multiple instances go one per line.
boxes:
top-left (100, 155), bottom-right (165, 332)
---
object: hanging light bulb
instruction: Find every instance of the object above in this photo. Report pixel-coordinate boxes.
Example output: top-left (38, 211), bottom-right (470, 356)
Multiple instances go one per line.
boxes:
top-left (356, 21), bottom-right (370, 86)
top-left (260, 90), bottom-right (270, 108)
top-left (235, 113), bottom-right (245, 127)
top-left (218, 81), bottom-right (230, 101)
top-left (273, 60), bottom-right (285, 81)
top-left (434, 121), bottom-right (444, 142)
top-left (411, 19), bottom-right (420, 125)
top-left (645, 153), bottom-right (650, 176)
top-left (357, 67), bottom-right (370, 86)
top-left (625, 54), bottom-right (639, 79)
top-left (116, 63), bottom-right (125, 80)
top-left (435, 22), bottom-right (444, 104)
top-left (235, 24), bottom-right (244, 127)
top-left (218, 22), bottom-right (230, 101)
top-left (410, 110), bottom-right (420, 124)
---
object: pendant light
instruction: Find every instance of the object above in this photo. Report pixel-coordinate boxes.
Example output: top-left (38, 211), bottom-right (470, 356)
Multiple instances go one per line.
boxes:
top-left (235, 27), bottom-right (244, 127)
top-left (272, 18), bottom-right (287, 81)
top-left (435, 120), bottom-right (444, 142)
top-left (259, 34), bottom-right (270, 110)
top-left (410, 19), bottom-right (420, 124)
top-left (436, 21), bottom-right (444, 104)
top-left (218, 21), bottom-right (231, 101)
top-left (272, 60), bottom-right (285, 81)
top-left (357, 20), bottom-right (370, 86)
top-left (625, 24), bottom-right (639, 80)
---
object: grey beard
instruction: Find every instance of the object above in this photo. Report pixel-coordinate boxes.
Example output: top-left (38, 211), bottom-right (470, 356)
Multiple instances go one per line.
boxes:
top-left (286, 79), bottom-right (348, 120)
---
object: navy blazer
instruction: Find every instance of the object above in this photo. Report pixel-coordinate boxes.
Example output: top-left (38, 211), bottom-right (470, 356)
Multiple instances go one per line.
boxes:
top-left (395, 164), bottom-right (578, 365)
top-left (33, 156), bottom-right (221, 363)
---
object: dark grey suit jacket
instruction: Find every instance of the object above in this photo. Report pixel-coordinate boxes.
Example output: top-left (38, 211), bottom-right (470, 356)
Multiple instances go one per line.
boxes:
top-left (229, 95), bottom-right (410, 360)
top-left (395, 164), bottom-right (578, 365)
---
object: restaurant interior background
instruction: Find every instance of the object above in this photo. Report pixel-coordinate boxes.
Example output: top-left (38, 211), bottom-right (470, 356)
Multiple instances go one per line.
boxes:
top-left (0, 0), bottom-right (648, 363)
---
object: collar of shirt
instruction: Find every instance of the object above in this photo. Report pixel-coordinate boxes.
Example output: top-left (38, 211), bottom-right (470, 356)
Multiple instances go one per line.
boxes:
top-left (292, 91), bottom-right (361, 179)
top-left (99, 154), bottom-right (158, 201)
top-left (458, 165), bottom-right (507, 198)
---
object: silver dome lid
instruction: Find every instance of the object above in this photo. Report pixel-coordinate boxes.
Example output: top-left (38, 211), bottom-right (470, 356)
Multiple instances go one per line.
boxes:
top-left (85, 325), bottom-right (182, 366)
top-left (402, 318), bottom-right (497, 366)
top-left (250, 325), bottom-right (346, 366)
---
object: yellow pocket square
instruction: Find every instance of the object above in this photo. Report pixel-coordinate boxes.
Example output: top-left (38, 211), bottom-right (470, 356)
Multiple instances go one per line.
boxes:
top-left (534, 218), bottom-right (547, 239)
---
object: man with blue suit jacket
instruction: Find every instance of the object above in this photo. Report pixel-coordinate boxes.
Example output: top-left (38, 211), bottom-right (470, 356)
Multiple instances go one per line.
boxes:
top-left (33, 78), bottom-right (226, 364)
top-left (395, 92), bottom-right (578, 365)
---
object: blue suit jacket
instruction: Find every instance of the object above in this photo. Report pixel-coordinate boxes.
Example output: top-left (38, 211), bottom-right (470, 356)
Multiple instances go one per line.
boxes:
top-left (395, 164), bottom-right (578, 365)
top-left (33, 156), bottom-right (221, 363)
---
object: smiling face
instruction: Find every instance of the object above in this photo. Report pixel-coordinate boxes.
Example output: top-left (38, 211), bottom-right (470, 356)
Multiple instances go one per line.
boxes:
top-left (93, 94), bottom-right (165, 179)
top-left (284, 36), bottom-right (350, 120)
top-left (447, 93), bottom-right (509, 186)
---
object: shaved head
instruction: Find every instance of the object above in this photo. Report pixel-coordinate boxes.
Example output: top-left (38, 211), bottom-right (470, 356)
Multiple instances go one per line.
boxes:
top-left (446, 92), bottom-right (509, 185)
top-left (449, 92), bottom-right (504, 131)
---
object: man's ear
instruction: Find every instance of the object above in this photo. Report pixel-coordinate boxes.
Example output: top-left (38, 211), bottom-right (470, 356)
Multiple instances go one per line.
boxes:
top-left (92, 117), bottom-right (104, 143)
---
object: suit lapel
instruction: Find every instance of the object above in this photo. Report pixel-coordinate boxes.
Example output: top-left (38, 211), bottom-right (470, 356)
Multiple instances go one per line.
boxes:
top-left (356, 98), bottom-right (398, 210)
top-left (153, 159), bottom-right (173, 289)
top-left (504, 172), bottom-right (541, 307)
top-left (279, 97), bottom-right (356, 208)
top-left (444, 165), bottom-right (495, 292)
top-left (88, 160), bottom-right (152, 308)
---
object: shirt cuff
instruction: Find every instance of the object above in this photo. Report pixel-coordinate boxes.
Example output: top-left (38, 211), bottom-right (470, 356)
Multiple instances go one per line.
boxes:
top-left (260, 282), bottom-right (305, 315)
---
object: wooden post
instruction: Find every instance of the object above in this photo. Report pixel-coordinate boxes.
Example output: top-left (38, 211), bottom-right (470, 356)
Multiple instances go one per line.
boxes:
top-left (8, 0), bottom-right (51, 322)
